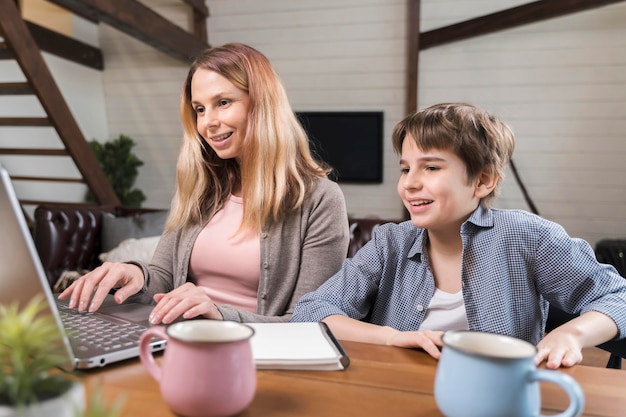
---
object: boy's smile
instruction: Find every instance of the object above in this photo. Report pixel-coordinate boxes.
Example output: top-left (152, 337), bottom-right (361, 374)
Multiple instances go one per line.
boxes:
top-left (397, 137), bottom-right (483, 234)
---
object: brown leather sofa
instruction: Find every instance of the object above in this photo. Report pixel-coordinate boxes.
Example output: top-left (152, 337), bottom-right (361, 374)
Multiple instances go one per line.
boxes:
top-left (33, 204), bottom-right (401, 289)
top-left (33, 205), bottom-right (165, 288)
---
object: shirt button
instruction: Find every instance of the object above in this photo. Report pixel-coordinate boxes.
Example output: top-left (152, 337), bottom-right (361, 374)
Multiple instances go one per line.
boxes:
top-left (261, 232), bottom-right (268, 239)
top-left (261, 293), bottom-right (267, 300)
top-left (416, 304), bottom-right (424, 312)
top-left (263, 262), bottom-right (269, 269)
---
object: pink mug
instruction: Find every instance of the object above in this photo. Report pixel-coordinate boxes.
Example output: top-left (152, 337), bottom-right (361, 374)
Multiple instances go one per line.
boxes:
top-left (139, 320), bottom-right (256, 417)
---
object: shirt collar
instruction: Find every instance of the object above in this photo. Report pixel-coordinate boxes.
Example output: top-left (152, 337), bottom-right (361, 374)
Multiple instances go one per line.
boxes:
top-left (408, 227), bottom-right (426, 260)
top-left (465, 205), bottom-right (493, 229)
top-left (407, 205), bottom-right (494, 259)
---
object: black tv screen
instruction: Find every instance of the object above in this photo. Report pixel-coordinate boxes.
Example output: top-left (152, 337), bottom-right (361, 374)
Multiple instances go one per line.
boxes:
top-left (296, 111), bottom-right (383, 183)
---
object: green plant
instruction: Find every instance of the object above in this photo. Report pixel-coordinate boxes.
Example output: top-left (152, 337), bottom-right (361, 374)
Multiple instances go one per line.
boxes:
top-left (79, 387), bottom-right (124, 417)
top-left (88, 134), bottom-right (146, 207)
top-left (0, 295), bottom-right (73, 408)
top-left (0, 296), bottom-right (123, 417)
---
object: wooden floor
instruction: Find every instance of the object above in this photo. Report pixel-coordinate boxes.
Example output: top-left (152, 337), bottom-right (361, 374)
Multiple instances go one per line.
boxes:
top-left (581, 347), bottom-right (622, 369)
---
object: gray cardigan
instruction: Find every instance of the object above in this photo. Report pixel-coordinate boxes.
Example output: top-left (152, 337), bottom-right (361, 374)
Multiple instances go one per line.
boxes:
top-left (130, 178), bottom-right (349, 323)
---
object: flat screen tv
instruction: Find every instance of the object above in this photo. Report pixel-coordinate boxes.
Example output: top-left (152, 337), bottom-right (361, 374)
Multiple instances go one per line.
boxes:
top-left (296, 111), bottom-right (383, 183)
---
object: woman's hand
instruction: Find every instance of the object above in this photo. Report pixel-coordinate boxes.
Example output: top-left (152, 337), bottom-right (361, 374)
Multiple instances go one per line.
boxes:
top-left (149, 282), bottom-right (223, 324)
top-left (58, 262), bottom-right (145, 312)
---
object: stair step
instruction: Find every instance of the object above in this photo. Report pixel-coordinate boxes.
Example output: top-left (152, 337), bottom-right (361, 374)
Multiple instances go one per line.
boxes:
top-left (0, 82), bottom-right (32, 95)
top-left (0, 147), bottom-right (68, 156)
top-left (0, 117), bottom-right (51, 126)
top-left (10, 175), bottom-right (84, 183)
top-left (0, 41), bottom-right (12, 60)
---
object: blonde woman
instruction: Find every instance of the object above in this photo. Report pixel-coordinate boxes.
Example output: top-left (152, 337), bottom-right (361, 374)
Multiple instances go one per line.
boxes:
top-left (61, 43), bottom-right (349, 323)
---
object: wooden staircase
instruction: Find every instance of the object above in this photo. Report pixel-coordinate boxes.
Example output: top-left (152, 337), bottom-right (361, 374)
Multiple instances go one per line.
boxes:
top-left (0, 0), bottom-right (209, 226)
top-left (0, 0), bottom-right (119, 221)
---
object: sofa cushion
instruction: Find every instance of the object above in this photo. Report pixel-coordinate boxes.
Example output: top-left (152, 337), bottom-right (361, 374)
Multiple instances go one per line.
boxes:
top-left (99, 236), bottom-right (161, 264)
top-left (101, 210), bottom-right (168, 252)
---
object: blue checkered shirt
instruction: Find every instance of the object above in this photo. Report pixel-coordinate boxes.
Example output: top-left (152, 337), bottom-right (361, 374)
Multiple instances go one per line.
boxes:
top-left (291, 206), bottom-right (626, 344)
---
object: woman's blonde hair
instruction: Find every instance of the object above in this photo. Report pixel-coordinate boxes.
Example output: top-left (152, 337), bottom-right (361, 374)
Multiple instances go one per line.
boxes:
top-left (167, 43), bottom-right (330, 233)
top-left (392, 103), bottom-right (515, 208)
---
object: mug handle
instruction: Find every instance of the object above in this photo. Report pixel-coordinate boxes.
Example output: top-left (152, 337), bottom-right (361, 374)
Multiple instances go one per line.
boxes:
top-left (139, 325), bottom-right (169, 383)
top-left (531, 369), bottom-right (585, 417)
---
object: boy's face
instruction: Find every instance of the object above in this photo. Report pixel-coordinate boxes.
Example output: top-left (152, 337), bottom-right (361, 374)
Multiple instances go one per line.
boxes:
top-left (397, 137), bottom-right (482, 234)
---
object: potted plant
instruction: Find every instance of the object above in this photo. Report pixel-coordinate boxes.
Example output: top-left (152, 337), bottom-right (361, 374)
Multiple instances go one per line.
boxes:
top-left (82, 388), bottom-right (123, 417)
top-left (0, 295), bottom-right (84, 417)
top-left (87, 134), bottom-right (146, 207)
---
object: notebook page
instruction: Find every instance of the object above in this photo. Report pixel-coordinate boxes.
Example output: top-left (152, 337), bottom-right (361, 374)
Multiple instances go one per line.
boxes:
top-left (247, 322), bottom-right (346, 369)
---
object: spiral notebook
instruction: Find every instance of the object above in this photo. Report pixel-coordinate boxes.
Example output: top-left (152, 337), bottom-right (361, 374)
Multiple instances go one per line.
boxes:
top-left (248, 322), bottom-right (350, 371)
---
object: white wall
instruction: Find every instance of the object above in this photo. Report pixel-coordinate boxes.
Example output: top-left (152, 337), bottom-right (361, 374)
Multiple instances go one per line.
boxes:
top-left (97, 0), bottom-right (626, 247)
top-left (98, 1), bottom-right (191, 209)
top-left (419, 0), bottom-right (626, 246)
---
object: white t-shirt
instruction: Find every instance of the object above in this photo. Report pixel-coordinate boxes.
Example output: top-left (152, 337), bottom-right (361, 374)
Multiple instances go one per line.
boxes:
top-left (419, 288), bottom-right (469, 331)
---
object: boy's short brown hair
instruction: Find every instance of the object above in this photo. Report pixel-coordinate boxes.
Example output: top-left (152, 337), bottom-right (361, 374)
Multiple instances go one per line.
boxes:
top-left (392, 103), bottom-right (515, 208)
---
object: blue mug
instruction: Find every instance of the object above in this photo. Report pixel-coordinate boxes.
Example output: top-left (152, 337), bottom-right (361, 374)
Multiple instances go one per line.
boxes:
top-left (434, 331), bottom-right (584, 417)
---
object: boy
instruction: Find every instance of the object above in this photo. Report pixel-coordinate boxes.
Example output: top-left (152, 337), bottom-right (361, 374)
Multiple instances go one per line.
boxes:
top-left (291, 103), bottom-right (626, 369)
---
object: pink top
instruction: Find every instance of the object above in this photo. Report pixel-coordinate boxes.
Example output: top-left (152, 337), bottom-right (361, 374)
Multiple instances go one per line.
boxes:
top-left (189, 195), bottom-right (260, 313)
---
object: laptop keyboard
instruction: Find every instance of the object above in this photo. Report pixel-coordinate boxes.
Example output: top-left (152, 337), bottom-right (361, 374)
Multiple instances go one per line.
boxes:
top-left (58, 303), bottom-right (147, 352)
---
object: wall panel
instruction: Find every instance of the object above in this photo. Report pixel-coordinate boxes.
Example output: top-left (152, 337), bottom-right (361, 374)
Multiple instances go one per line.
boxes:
top-left (97, 0), bottom-right (626, 246)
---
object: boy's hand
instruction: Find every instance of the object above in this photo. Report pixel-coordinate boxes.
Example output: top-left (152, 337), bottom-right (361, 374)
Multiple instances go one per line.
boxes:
top-left (386, 330), bottom-right (444, 360)
top-left (537, 311), bottom-right (619, 369)
top-left (535, 330), bottom-right (583, 369)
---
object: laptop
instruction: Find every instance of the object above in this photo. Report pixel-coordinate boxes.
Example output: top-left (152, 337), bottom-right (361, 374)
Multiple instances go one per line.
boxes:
top-left (0, 163), bottom-right (165, 369)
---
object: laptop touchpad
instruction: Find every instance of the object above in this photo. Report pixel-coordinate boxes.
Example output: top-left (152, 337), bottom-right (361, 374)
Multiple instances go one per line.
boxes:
top-left (99, 302), bottom-right (154, 324)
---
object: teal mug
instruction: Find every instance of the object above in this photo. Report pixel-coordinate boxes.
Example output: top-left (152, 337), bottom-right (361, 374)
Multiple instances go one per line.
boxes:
top-left (434, 331), bottom-right (584, 417)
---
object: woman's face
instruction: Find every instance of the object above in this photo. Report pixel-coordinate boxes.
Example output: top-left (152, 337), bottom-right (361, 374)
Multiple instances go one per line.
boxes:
top-left (191, 68), bottom-right (250, 160)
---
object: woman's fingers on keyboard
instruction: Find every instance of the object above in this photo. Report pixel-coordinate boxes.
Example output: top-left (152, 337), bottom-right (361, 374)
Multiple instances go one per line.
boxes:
top-left (73, 265), bottom-right (110, 311)
top-left (66, 262), bottom-right (144, 312)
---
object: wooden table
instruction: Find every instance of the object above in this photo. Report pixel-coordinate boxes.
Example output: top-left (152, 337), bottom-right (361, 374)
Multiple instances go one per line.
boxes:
top-left (78, 340), bottom-right (626, 417)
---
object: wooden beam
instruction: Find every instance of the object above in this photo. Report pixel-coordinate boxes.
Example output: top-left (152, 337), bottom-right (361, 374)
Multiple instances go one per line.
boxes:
top-left (48, 0), bottom-right (210, 63)
top-left (420, 0), bottom-right (626, 50)
top-left (181, 0), bottom-right (209, 16)
top-left (0, 117), bottom-right (50, 126)
top-left (181, 0), bottom-right (209, 41)
top-left (41, 0), bottom-right (100, 22)
top-left (26, 21), bottom-right (103, 70)
top-left (10, 175), bottom-right (84, 183)
top-left (0, 148), bottom-right (67, 156)
top-left (406, 0), bottom-right (420, 116)
top-left (0, 82), bottom-right (32, 94)
top-left (191, 9), bottom-right (208, 42)
top-left (0, 42), bottom-right (11, 60)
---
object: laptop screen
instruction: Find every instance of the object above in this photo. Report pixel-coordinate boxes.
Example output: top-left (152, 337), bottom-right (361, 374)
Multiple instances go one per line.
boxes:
top-left (0, 163), bottom-right (76, 370)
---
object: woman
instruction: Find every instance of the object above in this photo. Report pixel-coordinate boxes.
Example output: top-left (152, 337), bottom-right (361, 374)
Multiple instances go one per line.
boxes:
top-left (60, 43), bottom-right (349, 323)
